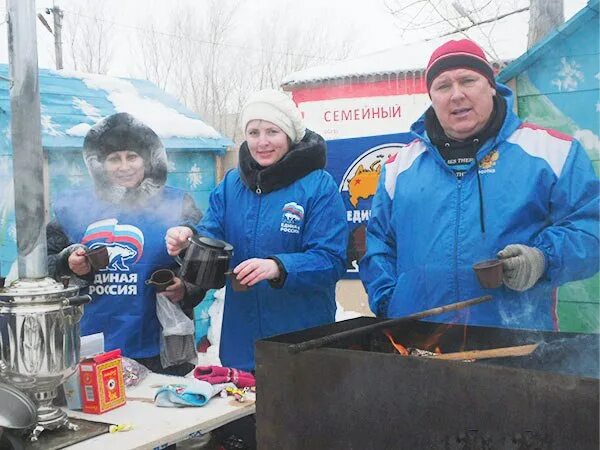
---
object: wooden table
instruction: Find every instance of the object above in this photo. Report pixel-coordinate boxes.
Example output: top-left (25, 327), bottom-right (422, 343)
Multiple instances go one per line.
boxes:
top-left (64, 373), bottom-right (255, 449)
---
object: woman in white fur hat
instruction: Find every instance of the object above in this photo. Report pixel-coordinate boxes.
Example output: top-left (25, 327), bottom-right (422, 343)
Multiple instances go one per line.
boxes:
top-left (166, 89), bottom-right (347, 371)
top-left (166, 91), bottom-right (347, 448)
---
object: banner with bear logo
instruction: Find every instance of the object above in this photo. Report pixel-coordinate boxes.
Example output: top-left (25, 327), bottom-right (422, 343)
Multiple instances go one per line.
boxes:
top-left (325, 132), bottom-right (413, 278)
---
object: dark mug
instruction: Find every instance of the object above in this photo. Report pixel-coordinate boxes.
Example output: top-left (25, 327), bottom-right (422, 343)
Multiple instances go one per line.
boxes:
top-left (145, 269), bottom-right (176, 292)
top-left (226, 271), bottom-right (250, 292)
top-left (473, 259), bottom-right (504, 289)
top-left (85, 246), bottom-right (109, 271)
top-left (175, 236), bottom-right (233, 289)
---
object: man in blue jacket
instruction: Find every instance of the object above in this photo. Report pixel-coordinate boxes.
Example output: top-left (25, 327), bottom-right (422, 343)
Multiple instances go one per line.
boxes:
top-left (360, 39), bottom-right (599, 330)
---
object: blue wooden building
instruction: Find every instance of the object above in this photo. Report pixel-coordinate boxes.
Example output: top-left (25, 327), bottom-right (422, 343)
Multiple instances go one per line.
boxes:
top-left (0, 66), bottom-right (231, 274)
top-left (498, 0), bottom-right (599, 332)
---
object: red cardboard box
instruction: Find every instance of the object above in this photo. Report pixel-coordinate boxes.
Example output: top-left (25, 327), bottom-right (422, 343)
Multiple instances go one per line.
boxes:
top-left (79, 349), bottom-right (126, 414)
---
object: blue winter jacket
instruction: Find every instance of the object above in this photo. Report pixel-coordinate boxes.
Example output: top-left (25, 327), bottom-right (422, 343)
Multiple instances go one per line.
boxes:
top-left (198, 166), bottom-right (347, 371)
top-left (360, 84), bottom-right (599, 330)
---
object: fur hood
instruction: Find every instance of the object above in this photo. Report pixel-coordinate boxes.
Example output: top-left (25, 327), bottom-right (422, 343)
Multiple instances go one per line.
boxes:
top-left (83, 112), bottom-right (167, 206)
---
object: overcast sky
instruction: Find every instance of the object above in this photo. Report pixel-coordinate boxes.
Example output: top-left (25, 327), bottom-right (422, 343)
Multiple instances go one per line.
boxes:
top-left (0, 0), bottom-right (399, 76)
top-left (0, 0), bottom-right (589, 78)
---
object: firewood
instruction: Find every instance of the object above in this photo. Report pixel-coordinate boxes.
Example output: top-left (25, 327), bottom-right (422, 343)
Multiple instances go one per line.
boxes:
top-left (431, 343), bottom-right (540, 361)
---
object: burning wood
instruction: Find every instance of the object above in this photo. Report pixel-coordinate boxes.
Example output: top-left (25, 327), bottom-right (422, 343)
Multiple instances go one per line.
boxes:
top-left (287, 296), bottom-right (492, 354)
top-left (384, 330), bottom-right (540, 361)
top-left (384, 330), bottom-right (441, 357)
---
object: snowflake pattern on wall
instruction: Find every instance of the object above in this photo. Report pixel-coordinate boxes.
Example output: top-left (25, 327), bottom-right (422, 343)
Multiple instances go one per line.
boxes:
top-left (187, 164), bottom-right (203, 189)
top-left (551, 58), bottom-right (584, 92)
top-left (41, 115), bottom-right (64, 136)
top-left (168, 160), bottom-right (177, 172)
top-left (8, 223), bottom-right (16, 241)
top-left (72, 97), bottom-right (102, 121)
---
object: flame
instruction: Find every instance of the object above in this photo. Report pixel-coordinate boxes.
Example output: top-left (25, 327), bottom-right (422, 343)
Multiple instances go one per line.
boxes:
top-left (422, 322), bottom-right (453, 351)
top-left (420, 312), bottom-right (471, 353)
top-left (384, 330), bottom-right (444, 356)
top-left (384, 330), bottom-right (409, 356)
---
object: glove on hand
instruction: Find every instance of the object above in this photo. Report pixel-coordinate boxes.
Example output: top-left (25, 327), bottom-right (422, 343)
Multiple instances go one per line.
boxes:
top-left (497, 244), bottom-right (545, 292)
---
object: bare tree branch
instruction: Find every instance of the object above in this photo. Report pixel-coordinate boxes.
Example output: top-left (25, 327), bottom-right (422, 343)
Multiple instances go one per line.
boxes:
top-left (439, 6), bottom-right (529, 36)
top-left (386, 0), bottom-right (531, 63)
top-left (61, 1), bottom-right (114, 74)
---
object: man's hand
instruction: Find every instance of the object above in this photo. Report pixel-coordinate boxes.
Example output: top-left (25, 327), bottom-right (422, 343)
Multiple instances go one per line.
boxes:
top-left (233, 258), bottom-right (280, 287)
top-left (68, 247), bottom-right (92, 276)
top-left (497, 244), bottom-right (545, 292)
top-left (165, 226), bottom-right (194, 256)
top-left (161, 277), bottom-right (186, 303)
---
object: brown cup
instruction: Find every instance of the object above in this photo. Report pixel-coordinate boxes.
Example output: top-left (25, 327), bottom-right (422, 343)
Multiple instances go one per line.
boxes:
top-left (60, 275), bottom-right (71, 288)
top-left (85, 246), bottom-right (109, 271)
top-left (473, 259), bottom-right (504, 289)
top-left (226, 271), bottom-right (250, 292)
top-left (146, 269), bottom-right (176, 292)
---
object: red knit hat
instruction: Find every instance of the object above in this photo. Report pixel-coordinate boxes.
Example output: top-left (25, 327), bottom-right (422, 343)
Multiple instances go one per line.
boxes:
top-left (425, 39), bottom-right (495, 91)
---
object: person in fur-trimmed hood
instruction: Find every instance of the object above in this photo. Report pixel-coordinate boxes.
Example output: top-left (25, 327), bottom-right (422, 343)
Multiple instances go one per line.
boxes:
top-left (82, 112), bottom-right (168, 206)
top-left (47, 112), bottom-right (204, 376)
top-left (166, 89), bottom-right (347, 371)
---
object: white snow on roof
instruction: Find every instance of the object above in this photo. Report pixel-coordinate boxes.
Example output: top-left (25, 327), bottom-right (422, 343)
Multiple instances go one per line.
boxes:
top-left (56, 70), bottom-right (222, 140)
top-left (283, 28), bottom-right (526, 86)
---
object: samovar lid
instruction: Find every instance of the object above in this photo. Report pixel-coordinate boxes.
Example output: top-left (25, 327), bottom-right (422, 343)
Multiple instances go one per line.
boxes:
top-left (0, 277), bottom-right (78, 304)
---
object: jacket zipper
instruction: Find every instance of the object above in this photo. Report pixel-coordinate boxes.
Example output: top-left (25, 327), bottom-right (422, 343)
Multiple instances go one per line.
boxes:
top-left (455, 179), bottom-right (462, 301)
top-left (253, 174), bottom-right (263, 335)
top-left (255, 173), bottom-right (262, 195)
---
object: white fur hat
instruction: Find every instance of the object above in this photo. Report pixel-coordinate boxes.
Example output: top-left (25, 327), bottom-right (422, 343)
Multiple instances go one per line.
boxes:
top-left (241, 89), bottom-right (306, 143)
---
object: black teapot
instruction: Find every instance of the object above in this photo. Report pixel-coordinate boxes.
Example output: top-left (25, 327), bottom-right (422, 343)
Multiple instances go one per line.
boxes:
top-left (175, 236), bottom-right (233, 289)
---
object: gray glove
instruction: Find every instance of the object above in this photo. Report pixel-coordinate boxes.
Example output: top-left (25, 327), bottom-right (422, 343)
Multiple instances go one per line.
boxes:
top-left (497, 244), bottom-right (546, 292)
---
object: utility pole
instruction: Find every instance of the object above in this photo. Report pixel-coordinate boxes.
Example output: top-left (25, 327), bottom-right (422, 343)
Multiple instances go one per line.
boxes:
top-left (39, 6), bottom-right (64, 70)
top-left (528, 0), bottom-right (564, 49)
top-left (49, 6), bottom-right (63, 69)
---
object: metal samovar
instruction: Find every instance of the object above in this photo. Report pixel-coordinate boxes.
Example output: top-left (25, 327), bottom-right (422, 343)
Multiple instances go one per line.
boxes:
top-left (0, 278), bottom-right (90, 440)
top-left (0, 0), bottom-right (91, 441)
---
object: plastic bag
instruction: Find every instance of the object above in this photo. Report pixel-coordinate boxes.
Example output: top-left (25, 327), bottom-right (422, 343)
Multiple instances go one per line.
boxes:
top-left (122, 356), bottom-right (149, 387)
top-left (156, 294), bottom-right (195, 336)
top-left (156, 294), bottom-right (196, 368)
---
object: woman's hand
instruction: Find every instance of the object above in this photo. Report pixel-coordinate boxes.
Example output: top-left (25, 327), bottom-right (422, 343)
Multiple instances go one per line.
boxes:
top-left (233, 258), bottom-right (280, 287)
top-left (161, 277), bottom-right (186, 303)
top-left (68, 247), bottom-right (92, 276)
top-left (165, 226), bottom-right (194, 256)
